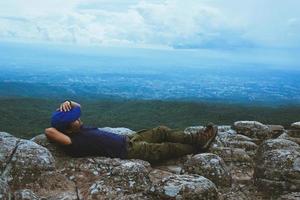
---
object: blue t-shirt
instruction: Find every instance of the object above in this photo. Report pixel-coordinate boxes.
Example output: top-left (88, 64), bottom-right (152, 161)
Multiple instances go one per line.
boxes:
top-left (61, 126), bottom-right (128, 159)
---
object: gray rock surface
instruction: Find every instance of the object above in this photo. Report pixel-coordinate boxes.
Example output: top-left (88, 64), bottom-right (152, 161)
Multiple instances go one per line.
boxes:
top-left (13, 189), bottom-right (39, 200)
top-left (184, 126), bottom-right (205, 135)
top-left (0, 132), bottom-right (19, 174)
top-left (278, 131), bottom-right (300, 145)
top-left (233, 121), bottom-right (272, 142)
top-left (98, 127), bottom-right (136, 136)
top-left (254, 139), bottom-right (300, 192)
top-left (208, 125), bottom-right (261, 196)
top-left (56, 157), bottom-right (152, 199)
top-left (9, 139), bottom-right (55, 189)
top-left (279, 192), bottom-right (300, 200)
top-left (1, 132), bottom-right (55, 194)
top-left (210, 147), bottom-right (254, 186)
top-left (94, 159), bottom-right (151, 198)
top-left (184, 153), bottom-right (232, 187)
top-left (291, 122), bottom-right (300, 130)
top-left (267, 124), bottom-right (285, 137)
top-left (217, 125), bottom-right (232, 132)
top-left (2, 122), bottom-right (300, 199)
top-left (0, 178), bottom-right (10, 200)
top-left (184, 125), bottom-right (232, 134)
top-left (149, 169), bottom-right (218, 199)
top-left (209, 129), bottom-right (258, 158)
top-left (16, 171), bottom-right (78, 199)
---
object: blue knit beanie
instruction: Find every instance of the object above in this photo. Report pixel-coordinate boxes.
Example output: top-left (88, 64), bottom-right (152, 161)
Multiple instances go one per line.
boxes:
top-left (51, 106), bottom-right (81, 132)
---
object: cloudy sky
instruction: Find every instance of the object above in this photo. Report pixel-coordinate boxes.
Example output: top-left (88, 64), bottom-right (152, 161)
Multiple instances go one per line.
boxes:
top-left (0, 0), bottom-right (299, 67)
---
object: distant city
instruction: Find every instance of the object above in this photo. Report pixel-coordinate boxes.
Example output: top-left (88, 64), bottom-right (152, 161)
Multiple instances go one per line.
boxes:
top-left (1, 63), bottom-right (299, 105)
top-left (0, 42), bottom-right (299, 105)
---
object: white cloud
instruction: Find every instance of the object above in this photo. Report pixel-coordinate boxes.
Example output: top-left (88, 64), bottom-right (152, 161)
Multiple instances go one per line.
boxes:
top-left (0, 0), bottom-right (300, 49)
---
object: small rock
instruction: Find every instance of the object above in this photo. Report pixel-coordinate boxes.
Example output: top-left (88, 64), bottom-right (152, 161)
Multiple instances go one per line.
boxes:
top-left (13, 189), bottom-right (39, 200)
top-left (217, 125), bottom-right (232, 132)
top-left (233, 121), bottom-right (271, 141)
top-left (184, 126), bottom-right (205, 135)
top-left (209, 130), bottom-right (258, 158)
top-left (267, 125), bottom-right (285, 137)
top-left (278, 132), bottom-right (300, 145)
top-left (291, 122), bottom-right (300, 130)
top-left (151, 171), bottom-right (218, 199)
top-left (287, 130), bottom-right (300, 138)
top-left (254, 139), bottom-right (300, 193)
top-left (184, 153), bottom-right (232, 187)
top-left (210, 147), bottom-right (253, 164)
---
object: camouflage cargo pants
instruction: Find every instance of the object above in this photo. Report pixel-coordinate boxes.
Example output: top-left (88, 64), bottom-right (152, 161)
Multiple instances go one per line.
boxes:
top-left (126, 126), bottom-right (199, 164)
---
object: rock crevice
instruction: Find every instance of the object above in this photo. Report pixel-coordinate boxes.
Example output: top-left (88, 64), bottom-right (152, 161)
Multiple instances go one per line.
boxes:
top-left (1, 139), bottom-right (20, 179)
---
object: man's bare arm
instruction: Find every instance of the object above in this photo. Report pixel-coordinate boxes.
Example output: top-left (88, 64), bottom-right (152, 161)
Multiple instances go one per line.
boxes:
top-left (45, 127), bottom-right (72, 145)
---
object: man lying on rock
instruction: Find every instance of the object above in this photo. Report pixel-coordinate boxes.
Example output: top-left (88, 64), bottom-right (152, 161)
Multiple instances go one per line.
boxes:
top-left (45, 100), bottom-right (218, 164)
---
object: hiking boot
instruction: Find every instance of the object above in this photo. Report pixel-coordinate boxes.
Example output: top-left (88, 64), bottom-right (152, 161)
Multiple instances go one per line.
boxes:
top-left (196, 122), bottom-right (218, 150)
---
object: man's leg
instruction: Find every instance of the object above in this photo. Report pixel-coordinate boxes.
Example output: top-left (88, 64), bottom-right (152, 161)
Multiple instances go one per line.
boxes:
top-left (131, 126), bottom-right (195, 143)
top-left (131, 125), bottom-right (216, 147)
top-left (127, 141), bottom-right (196, 164)
top-left (130, 126), bottom-right (163, 143)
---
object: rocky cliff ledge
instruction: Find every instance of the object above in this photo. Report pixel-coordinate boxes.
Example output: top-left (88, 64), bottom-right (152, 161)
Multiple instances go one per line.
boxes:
top-left (1, 121), bottom-right (300, 200)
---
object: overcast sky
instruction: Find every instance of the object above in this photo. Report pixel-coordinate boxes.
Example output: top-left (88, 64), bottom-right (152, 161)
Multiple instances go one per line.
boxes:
top-left (0, 0), bottom-right (299, 49)
top-left (0, 0), bottom-right (299, 67)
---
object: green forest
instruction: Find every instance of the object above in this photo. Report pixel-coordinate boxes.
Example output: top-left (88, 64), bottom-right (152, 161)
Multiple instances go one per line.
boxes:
top-left (0, 97), bottom-right (299, 139)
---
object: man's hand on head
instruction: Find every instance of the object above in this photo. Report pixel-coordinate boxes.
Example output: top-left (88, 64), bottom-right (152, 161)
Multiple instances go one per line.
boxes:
top-left (59, 101), bottom-right (72, 112)
top-left (56, 100), bottom-right (81, 112)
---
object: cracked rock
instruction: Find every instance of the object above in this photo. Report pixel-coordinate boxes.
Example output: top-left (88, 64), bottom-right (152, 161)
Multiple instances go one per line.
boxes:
top-left (9, 139), bottom-right (55, 188)
top-left (0, 132), bottom-right (19, 174)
